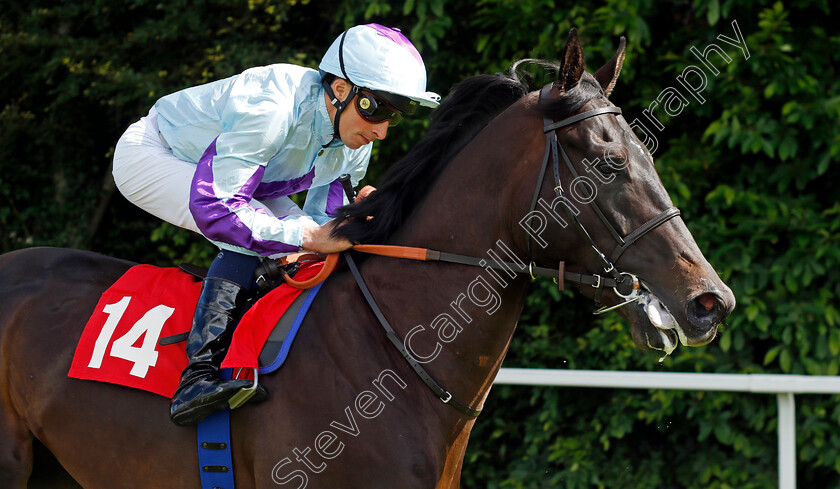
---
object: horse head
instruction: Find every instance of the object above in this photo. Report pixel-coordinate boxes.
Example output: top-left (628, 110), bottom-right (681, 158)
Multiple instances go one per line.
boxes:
top-left (336, 29), bottom-right (734, 357)
top-left (516, 29), bottom-right (735, 354)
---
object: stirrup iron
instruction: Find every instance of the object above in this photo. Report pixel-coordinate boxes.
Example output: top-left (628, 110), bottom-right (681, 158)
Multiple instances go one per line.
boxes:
top-left (228, 368), bottom-right (260, 409)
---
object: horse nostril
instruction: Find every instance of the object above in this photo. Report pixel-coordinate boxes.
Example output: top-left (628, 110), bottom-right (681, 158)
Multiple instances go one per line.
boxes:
top-left (687, 293), bottom-right (722, 326)
top-left (696, 293), bottom-right (716, 312)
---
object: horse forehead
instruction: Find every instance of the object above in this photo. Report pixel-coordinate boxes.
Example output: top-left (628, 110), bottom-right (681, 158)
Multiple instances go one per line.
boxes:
top-left (554, 100), bottom-right (664, 189)
top-left (559, 102), bottom-right (650, 162)
top-left (569, 100), bottom-right (625, 136)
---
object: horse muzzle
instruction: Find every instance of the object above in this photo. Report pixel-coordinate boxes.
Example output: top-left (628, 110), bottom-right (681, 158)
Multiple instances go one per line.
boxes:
top-left (626, 282), bottom-right (735, 354)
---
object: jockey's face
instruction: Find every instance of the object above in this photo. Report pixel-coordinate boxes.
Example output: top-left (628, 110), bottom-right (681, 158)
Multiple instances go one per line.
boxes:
top-left (327, 78), bottom-right (389, 149)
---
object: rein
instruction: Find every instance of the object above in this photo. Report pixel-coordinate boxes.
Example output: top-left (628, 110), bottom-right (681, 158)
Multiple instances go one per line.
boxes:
top-left (344, 252), bottom-right (482, 417)
top-left (351, 244), bottom-right (626, 291)
top-left (282, 83), bottom-right (683, 417)
top-left (279, 242), bottom-right (636, 418)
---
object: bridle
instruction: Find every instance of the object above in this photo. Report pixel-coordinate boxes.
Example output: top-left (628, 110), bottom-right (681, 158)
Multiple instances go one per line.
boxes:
top-left (289, 82), bottom-right (684, 417)
top-left (525, 84), bottom-right (681, 313)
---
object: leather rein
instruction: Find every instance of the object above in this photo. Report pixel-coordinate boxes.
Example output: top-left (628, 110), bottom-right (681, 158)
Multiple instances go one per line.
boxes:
top-left (281, 84), bottom-right (682, 417)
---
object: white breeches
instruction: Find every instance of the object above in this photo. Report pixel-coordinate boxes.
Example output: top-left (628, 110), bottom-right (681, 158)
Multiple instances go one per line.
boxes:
top-left (112, 108), bottom-right (309, 244)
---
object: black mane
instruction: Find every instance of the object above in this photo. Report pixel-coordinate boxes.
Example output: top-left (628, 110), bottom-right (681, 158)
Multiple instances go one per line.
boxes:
top-left (333, 60), bottom-right (605, 245)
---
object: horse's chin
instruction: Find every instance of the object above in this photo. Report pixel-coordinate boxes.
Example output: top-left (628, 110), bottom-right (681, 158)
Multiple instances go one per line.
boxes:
top-left (624, 290), bottom-right (718, 356)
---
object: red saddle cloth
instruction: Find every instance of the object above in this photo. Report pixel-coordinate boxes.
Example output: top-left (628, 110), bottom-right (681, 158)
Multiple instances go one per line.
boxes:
top-left (68, 262), bottom-right (323, 398)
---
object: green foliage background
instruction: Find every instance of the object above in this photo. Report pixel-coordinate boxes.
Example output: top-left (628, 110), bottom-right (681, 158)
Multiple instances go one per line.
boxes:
top-left (2, 0), bottom-right (839, 487)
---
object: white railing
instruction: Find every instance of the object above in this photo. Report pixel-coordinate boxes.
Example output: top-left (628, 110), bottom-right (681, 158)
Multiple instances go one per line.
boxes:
top-left (495, 368), bottom-right (840, 489)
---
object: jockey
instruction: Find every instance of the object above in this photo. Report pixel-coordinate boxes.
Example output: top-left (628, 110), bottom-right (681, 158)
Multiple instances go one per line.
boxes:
top-left (112, 24), bottom-right (439, 426)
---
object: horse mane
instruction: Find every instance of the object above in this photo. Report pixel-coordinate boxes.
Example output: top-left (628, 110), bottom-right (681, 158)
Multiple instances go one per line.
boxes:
top-left (540, 70), bottom-right (606, 119)
top-left (333, 60), bottom-right (605, 244)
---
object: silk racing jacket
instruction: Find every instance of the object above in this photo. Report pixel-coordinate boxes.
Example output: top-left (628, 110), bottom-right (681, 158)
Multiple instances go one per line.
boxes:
top-left (155, 64), bottom-right (372, 256)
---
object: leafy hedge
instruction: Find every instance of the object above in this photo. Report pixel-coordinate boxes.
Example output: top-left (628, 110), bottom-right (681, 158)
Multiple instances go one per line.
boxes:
top-left (2, 0), bottom-right (839, 487)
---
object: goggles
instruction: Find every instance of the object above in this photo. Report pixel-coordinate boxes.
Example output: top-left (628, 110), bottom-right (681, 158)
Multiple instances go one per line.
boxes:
top-left (355, 91), bottom-right (404, 126)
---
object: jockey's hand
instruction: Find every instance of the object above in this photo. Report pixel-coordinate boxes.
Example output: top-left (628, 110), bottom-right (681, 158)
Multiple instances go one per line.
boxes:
top-left (301, 221), bottom-right (352, 254)
top-left (356, 185), bottom-right (376, 202)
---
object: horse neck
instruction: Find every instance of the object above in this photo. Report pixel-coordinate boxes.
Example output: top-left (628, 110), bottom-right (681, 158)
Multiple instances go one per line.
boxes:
top-left (363, 106), bottom-right (545, 414)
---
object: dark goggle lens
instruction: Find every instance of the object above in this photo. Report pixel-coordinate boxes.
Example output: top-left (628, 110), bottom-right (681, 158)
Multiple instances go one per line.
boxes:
top-left (356, 93), bottom-right (403, 126)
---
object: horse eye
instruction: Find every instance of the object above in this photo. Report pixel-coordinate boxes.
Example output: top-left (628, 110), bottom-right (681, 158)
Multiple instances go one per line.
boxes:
top-left (595, 160), bottom-right (621, 175)
top-left (600, 144), bottom-right (630, 173)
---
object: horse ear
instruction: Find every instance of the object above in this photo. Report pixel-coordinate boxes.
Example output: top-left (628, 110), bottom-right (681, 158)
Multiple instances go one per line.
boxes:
top-left (557, 28), bottom-right (585, 93)
top-left (593, 36), bottom-right (626, 98)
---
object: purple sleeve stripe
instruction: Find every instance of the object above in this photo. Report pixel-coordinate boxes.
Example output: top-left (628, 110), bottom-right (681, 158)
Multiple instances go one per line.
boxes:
top-left (325, 179), bottom-right (346, 217)
top-left (189, 138), bottom-right (300, 255)
top-left (253, 169), bottom-right (315, 200)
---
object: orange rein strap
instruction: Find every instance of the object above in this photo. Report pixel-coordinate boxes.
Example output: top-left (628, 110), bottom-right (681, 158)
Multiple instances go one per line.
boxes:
top-left (279, 244), bottom-right (613, 292)
top-left (351, 244), bottom-right (436, 261)
top-left (281, 252), bottom-right (340, 289)
top-left (280, 245), bottom-right (433, 289)
top-left (350, 244), bottom-right (631, 293)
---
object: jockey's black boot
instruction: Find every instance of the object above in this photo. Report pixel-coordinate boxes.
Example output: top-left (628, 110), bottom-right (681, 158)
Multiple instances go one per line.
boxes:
top-left (170, 277), bottom-right (268, 426)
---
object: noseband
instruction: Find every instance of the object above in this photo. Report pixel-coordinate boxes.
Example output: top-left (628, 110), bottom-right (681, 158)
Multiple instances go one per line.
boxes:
top-left (526, 84), bottom-right (681, 312)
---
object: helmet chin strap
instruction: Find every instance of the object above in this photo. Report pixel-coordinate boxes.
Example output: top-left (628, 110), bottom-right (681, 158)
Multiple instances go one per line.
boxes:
top-left (322, 78), bottom-right (359, 146)
top-left (321, 30), bottom-right (359, 146)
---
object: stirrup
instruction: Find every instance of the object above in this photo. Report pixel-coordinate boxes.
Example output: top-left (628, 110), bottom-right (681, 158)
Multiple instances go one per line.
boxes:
top-left (228, 368), bottom-right (260, 409)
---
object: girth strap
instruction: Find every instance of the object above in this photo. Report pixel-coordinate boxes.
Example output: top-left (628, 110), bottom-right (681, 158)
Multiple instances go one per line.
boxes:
top-left (345, 252), bottom-right (482, 417)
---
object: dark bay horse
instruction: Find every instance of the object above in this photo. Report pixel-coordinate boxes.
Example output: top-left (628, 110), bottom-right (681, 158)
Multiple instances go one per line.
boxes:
top-left (0, 31), bottom-right (734, 488)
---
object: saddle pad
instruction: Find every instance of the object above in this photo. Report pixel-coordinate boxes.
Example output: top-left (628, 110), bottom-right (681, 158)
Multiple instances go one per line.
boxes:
top-left (68, 261), bottom-right (324, 397)
top-left (68, 265), bottom-right (200, 397)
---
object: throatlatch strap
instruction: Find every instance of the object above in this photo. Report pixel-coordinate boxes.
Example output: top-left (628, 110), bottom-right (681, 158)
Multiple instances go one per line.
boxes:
top-left (345, 252), bottom-right (481, 417)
